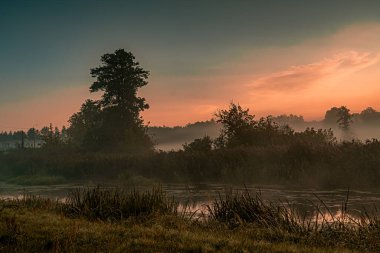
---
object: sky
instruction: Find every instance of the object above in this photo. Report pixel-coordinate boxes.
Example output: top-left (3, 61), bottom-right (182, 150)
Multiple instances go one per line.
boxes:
top-left (1, 0), bottom-right (380, 130)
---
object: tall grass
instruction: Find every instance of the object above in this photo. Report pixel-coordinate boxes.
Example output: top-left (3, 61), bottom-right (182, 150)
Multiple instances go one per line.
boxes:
top-left (207, 189), bottom-right (380, 232)
top-left (207, 189), bottom-right (305, 232)
top-left (62, 186), bottom-right (178, 221)
top-left (1, 187), bottom-right (380, 251)
top-left (206, 189), bottom-right (380, 251)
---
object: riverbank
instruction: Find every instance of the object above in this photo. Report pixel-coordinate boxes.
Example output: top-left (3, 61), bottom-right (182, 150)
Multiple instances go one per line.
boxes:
top-left (0, 188), bottom-right (378, 252)
top-left (0, 202), bottom-right (355, 253)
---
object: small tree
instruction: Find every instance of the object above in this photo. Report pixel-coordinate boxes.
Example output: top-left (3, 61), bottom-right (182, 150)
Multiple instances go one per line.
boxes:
top-left (214, 103), bottom-right (256, 148)
top-left (336, 106), bottom-right (353, 130)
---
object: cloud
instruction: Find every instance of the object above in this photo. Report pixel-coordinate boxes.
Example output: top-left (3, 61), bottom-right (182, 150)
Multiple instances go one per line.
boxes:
top-left (250, 51), bottom-right (379, 92)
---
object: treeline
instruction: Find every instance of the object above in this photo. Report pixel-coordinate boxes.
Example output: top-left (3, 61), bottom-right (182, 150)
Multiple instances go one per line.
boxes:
top-left (274, 106), bottom-right (380, 127)
top-left (325, 106), bottom-right (380, 126)
top-left (0, 130), bottom-right (27, 141)
top-left (1, 49), bottom-right (380, 189)
top-left (150, 106), bottom-right (380, 148)
top-left (0, 125), bottom-right (67, 142)
top-left (1, 103), bottom-right (380, 189)
top-left (2, 105), bottom-right (379, 148)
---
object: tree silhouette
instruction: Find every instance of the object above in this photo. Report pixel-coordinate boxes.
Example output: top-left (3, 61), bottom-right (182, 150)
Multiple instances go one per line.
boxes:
top-left (90, 49), bottom-right (149, 120)
top-left (336, 106), bottom-right (353, 130)
top-left (360, 107), bottom-right (380, 124)
top-left (214, 103), bottom-right (256, 148)
top-left (68, 49), bottom-right (153, 152)
top-left (68, 99), bottom-right (102, 149)
top-left (324, 107), bottom-right (340, 125)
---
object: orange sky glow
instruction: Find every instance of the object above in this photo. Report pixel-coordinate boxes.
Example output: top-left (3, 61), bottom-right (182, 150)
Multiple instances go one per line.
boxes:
top-left (1, 23), bottom-right (380, 130)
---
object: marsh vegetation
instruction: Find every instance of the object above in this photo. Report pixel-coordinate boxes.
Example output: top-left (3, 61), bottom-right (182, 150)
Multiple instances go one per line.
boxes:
top-left (0, 187), bottom-right (379, 252)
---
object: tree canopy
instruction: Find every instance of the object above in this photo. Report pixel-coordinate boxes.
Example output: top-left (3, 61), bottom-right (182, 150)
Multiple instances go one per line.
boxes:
top-left (336, 106), bottom-right (353, 130)
top-left (68, 49), bottom-right (153, 152)
top-left (90, 49), bottom-right (149, 118)
top-left (214, 103), bottom-right (256, 148)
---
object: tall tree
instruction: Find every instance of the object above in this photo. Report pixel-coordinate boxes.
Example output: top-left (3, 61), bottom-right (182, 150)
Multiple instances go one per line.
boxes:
top-left (68, 49), bottom-right (153, 152)
top-left (90, 49), bottom-right (149, 120)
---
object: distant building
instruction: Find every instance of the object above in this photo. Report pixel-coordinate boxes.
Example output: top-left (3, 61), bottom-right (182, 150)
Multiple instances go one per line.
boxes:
top-left (0, 139), bottom-right (44, 151)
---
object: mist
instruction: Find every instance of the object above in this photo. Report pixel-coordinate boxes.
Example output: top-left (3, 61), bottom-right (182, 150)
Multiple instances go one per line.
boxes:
top-left (2, 1), bottom-right (380, 251)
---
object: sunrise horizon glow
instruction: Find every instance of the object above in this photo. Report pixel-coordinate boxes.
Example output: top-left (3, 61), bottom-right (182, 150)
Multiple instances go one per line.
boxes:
top-left (1, 1), bottom-right (380, 131)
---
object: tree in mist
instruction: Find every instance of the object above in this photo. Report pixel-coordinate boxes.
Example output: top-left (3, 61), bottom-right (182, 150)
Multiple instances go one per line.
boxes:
top-left (214, 103), bottom-right (292, 148)
top-left (336, 106), bottom-right (353, 131)
top-left (324, 107), bottom-right (340, 125)
top-left (68, 49), bottom-right (153, 152)
top-left (214, 103), bottom-right (257, 148)
top-left (273, 114), bottom-right (305, 127)
top-left (360, 107), bottom-right (380, 124)
top-left (324, 106), bottom-right (354, 132)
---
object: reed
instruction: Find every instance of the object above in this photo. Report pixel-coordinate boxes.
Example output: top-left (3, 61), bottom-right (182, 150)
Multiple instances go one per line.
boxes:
top-left (62, 186), bottom-right (178, 221)
top-left (207, 189), bottom-right (303, 231)
top-left (207, 189), bottom-right (380, 233)
top-left (1, 187), bottom-right (380, 251)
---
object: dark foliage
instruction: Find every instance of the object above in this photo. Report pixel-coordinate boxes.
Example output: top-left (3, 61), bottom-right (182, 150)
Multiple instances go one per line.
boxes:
top-left (67, 49), bottom-right (153, 152)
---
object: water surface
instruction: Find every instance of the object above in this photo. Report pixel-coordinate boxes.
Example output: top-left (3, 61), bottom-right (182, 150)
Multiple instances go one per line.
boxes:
top-left (1, 182), bottom-right (379, 218)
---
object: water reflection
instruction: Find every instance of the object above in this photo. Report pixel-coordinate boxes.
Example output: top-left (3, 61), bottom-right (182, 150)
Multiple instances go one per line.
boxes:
top-left (1, 182), bottom-right (379, 220)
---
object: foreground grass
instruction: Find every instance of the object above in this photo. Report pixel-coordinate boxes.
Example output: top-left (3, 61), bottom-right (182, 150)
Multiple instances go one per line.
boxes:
top-left (1, 188), bottom-right (378, 253)
top-left (0, 203), bottom-right (357, 253)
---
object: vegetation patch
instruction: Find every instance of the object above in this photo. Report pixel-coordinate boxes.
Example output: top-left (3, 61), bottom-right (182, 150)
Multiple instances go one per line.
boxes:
top-left (0, 188), bottom-right (372, 253)
top-left (62, 186), bottom-right (178, 221)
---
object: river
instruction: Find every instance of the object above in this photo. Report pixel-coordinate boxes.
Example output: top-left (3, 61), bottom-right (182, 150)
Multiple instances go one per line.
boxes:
top-left (1, 182), bottom-right (379, 219)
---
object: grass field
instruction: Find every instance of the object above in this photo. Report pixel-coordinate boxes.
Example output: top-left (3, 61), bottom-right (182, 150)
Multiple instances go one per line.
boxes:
top-left (0, 206), bottom-right (356, 253)
top-left (0, 188), bottom-right (377, 252)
